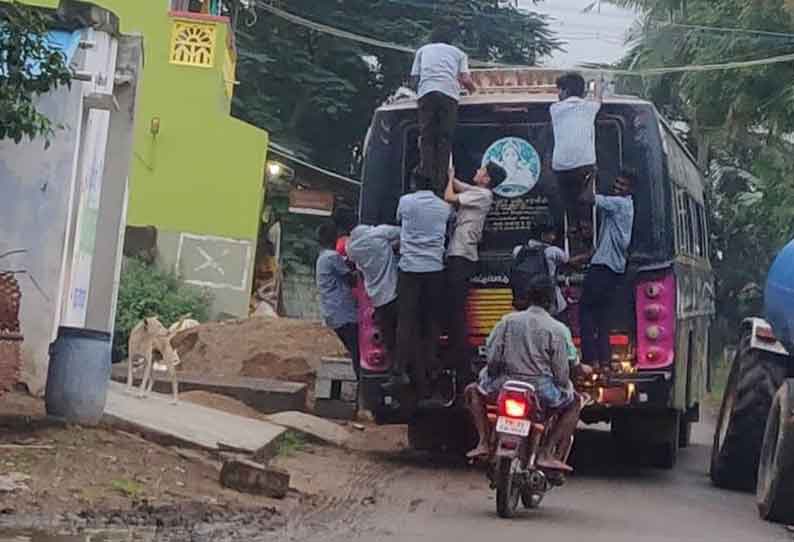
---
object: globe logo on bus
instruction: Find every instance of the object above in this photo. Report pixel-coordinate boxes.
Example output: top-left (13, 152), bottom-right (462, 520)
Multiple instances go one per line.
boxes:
top-left (482, 137), bottom-right (541, 198)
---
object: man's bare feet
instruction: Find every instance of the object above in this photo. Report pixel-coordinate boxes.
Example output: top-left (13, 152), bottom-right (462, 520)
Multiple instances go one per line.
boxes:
top-left (466, 443), bottom-right (490, 459)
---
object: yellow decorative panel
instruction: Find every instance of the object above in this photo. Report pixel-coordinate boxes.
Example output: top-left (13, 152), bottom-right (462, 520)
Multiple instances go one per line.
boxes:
top-left (170, 20), bottom-right (217, 68)
top-left (223, 45), bottom-right (237, 97)
top-left (466, 288), bottom-right (514, 336)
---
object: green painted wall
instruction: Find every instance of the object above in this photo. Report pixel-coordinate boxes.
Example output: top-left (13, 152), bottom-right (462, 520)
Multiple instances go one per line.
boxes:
top-left (29, 0), bottom-right (269, 242)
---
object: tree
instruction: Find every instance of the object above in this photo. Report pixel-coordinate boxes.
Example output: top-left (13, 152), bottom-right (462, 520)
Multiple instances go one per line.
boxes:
top-left (232, 0), bottom-right (561, 174)
top-left (613, 0), bottom-right (794, 347)
top-left (0, 1), bottom-right (72, 145)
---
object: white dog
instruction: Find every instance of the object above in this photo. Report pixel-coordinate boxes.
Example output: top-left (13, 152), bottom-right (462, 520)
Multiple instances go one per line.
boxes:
top-left (127, 317), bottom-right (183, 403)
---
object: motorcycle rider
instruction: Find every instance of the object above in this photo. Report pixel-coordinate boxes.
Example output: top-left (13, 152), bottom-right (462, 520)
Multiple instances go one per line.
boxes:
top-left (464, 275), bottom-right (591, 470)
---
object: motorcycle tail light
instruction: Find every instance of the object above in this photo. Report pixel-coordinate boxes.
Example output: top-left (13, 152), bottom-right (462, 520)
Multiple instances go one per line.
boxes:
top-left (504, 398), bottom-right (527, 418)
top-left (498, 389), bottom-right (532, 419)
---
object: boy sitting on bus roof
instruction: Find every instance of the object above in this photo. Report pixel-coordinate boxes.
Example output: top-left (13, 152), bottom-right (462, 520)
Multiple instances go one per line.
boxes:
top-left (578, 169), bottom-right (636, 370)
top-left (410, 21), bottom-right (477, 197)
top-left (550, 72), bottom-right (602, 239)
top-left (395, 170), bottom-right (452, 397)
top-left (444, 162), bottom-right (507, 381)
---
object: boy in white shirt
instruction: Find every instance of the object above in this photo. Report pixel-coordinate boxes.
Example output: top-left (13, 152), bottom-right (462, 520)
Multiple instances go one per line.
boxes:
top-left (550, 72), bottom-right (602, 238)
top-left (410, 22), bottom-right (476, 196)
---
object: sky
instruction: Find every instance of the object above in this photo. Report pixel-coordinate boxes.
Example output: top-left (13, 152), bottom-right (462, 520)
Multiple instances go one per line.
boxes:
top-left (517, 0), bottom-right (639, 67)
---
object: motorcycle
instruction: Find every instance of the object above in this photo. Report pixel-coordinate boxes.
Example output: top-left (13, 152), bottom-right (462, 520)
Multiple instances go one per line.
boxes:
top-left (486, 380), bottom-right (577, 518)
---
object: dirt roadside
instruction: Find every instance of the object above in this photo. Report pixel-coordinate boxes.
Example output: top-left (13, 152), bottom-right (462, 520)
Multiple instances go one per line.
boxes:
top-left (170, 316), bottom-right (345, 381)
top-left (0, 390), bottom-right (409, 540)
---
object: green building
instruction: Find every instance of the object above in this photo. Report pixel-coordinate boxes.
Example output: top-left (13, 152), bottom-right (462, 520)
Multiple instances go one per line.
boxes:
top-left (28, 0), bottom-right (269, 317)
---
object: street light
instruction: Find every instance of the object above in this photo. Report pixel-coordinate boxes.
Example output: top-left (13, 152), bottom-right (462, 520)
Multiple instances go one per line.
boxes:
top-left (267, 162), bottom-right (282, 178)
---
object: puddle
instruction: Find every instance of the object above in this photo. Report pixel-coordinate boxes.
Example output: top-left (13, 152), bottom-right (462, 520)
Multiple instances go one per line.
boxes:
top-left (0, 529), bottom-right (155, 542)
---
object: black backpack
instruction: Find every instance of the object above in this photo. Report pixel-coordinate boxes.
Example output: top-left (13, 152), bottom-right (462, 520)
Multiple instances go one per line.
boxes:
top-left (510, 243), bottom-right (550, 298)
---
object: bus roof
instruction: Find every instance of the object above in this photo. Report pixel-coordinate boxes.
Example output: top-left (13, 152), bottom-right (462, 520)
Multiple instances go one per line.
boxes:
top-left (377, 92), bottom-right (652, 112)
top-left (378, 67), bottom-right (651, 112)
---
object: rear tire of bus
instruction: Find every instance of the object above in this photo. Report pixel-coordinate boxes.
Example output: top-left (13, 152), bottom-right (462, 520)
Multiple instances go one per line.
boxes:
top-left (711, 335), bottom-right (787, 491)
top-left (653, 412), bottom-right (680, 469)
top-left (757, 379), bottom-right (794, 524)
top-left (679, 419), bottom-right (693, 449)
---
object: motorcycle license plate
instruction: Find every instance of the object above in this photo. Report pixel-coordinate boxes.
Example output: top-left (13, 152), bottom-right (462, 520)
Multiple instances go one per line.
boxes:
top-left (496, 417), bottom-right (531, 437)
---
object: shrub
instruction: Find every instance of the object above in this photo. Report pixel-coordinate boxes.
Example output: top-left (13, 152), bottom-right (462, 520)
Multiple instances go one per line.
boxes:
top-left (112, 258), bottom-right (212, 361)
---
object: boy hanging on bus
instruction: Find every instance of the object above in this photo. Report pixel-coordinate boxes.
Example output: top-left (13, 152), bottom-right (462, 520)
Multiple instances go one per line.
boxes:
top-left (347, 222), bottom-right (402, 360)
top-left (550, 72), bottom-right (602, 240)
top-left (444, 162), bottom-right (507, 381)
top-left (316, 223), bottom-right (361, 379)
top-left (395, 170), bottom-right (452, 398)
top-left (513, 222), bottom-right (594, 322)
top-left (578, 169), bottom-right (636, 370)
top-left (410, 21), bottom-right (477, 197)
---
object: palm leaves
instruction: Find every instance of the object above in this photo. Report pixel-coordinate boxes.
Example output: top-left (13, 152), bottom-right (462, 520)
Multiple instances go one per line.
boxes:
top-left (620, 0), bottom-right (794, 333)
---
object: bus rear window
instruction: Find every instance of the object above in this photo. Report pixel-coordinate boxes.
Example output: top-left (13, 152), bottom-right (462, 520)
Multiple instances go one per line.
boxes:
top-left (402, 120), bottom-right (623, 250)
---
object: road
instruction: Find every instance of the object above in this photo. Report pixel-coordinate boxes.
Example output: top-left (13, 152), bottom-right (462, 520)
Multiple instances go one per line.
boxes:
top-left (295, 421), bottom-right (791, 542)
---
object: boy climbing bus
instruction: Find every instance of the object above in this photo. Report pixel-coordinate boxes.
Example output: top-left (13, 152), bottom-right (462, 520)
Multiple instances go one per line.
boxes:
top-left (551, 72), bottom-right (602, 240)
top-left (410, 22), bottom-right (477, 196)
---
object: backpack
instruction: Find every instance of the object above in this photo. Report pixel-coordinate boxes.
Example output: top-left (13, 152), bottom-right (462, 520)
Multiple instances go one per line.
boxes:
top-left (510, 243), bottom-right (550, 298)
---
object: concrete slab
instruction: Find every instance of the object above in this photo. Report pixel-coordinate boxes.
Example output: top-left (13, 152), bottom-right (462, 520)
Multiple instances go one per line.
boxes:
top-left (111, 364), bottom-right (307, 414)
top-left (314, 399), bottom-right (357, 421)
top-left (266, 411), bottom-right (351, 447)
top-left (103, 381), bottom-right (285, 453)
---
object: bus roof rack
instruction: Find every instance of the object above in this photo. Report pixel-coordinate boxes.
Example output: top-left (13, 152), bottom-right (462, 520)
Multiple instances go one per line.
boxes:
top-left (469, 68), bottom-right (620, 96)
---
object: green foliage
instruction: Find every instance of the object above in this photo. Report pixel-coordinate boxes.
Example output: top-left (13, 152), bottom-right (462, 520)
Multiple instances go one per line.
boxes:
top-left (0, 1), bottom-right (72, 146)
top-left (110, 478), bottom-right (144, 499)
top-left (617, 0), bottom-right (794, 347)
top-left (113, 258), bottom-right (212, 361)
top-left (233, 0), bottom-right (561, 174)
top-left (276, 430), bottom-right (307, 457)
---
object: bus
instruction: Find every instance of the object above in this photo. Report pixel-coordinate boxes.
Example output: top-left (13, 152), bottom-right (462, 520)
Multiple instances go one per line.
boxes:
top-left (356, 69), bottom-right (715, 467)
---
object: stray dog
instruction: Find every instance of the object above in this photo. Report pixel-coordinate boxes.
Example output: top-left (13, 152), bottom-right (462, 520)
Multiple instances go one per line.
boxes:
top-left (168, 316), bottom-right (200, 337)
top-left (127, 317), bottom-right (181, 403)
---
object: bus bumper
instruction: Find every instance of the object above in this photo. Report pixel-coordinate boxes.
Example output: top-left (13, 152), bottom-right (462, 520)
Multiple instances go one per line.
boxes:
top-left (579, 370), bottom-right (674, 423)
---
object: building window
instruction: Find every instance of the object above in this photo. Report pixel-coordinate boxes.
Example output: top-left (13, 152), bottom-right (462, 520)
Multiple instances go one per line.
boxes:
top-left (170, 20), bottom-right (217, 68)
top-left (171, 0), bottom-right (224, 16)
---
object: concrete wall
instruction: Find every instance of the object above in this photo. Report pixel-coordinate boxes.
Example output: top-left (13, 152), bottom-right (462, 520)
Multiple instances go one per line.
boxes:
top-left (0, 22), bottom-right (142, 395)
top-left (0, 76), bottom-right (85, 394)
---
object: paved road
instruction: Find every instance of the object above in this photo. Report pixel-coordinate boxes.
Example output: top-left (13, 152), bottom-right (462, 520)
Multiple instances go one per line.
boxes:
top-left (321, 421), bottom-right (791, 542)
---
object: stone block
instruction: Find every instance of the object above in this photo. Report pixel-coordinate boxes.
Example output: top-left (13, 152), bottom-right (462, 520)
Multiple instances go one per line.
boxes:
top-left (220, 458), bottom-right (290, 499)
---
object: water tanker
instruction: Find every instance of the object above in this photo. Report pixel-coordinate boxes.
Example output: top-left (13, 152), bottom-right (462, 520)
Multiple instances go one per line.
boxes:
top-left (764, 240), bottom-right (794, 353)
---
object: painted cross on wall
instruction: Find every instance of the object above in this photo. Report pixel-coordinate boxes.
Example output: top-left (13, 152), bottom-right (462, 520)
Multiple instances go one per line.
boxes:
top-left (175, 233), bottom-right (252, 291)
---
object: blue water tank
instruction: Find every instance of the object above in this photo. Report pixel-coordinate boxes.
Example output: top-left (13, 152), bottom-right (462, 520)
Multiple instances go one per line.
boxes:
top-left (45, 327), bottom-right (111, 426)
top-left (765, 240), bottom-right (794, 353)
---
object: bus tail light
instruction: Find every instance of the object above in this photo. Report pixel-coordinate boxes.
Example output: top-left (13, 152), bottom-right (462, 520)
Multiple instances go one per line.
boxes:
top-left (636, 273), bottom-right (676, 369)
top-left (354, 285), bottom-right (391, 373)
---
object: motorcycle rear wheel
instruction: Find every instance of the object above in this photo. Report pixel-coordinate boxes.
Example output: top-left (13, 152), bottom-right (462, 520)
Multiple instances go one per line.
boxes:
top-left (521, 490), bottom-right (544, 509)
top-left (495, 457), bottom-right (521, 518)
